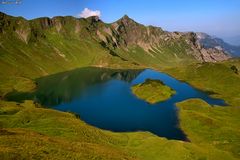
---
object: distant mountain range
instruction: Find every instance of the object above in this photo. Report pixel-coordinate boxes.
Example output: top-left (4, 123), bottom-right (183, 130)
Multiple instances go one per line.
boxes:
top-left (196, 32), bottom-right (240, 57)
top-left (0, 12), bottom-right (231, 79)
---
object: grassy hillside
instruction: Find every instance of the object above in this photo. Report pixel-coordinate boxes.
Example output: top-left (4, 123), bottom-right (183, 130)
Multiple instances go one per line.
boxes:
top-left (176, 99), bottom-right (240, 159)
top-left (0, 99), bottom-right (239, 160)
top-left (163, 59), bottom-right (240, 106)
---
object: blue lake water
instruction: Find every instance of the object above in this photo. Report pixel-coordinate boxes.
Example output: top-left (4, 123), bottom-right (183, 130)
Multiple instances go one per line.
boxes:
top-left (7, 67), bottom-right (226, 140)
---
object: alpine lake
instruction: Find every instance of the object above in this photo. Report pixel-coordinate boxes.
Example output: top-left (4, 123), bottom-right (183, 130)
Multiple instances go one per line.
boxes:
top-left (7, 67), bottom-right (226, 141)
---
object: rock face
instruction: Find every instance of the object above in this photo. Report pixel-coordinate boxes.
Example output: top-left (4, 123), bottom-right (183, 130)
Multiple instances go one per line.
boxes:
top-left (186, 33), bottom-right (231, 62)
top-left (0, 11), bottom-right (230, 65)
top-left (97, 15), bottom-right (230, 62)
top-left (111, 15), bottom-right (165, 51)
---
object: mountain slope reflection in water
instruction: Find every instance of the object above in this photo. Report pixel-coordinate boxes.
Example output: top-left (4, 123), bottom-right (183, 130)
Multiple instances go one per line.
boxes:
top-left (6, 67), bottom-right (226, 140)
top-left (7, 67), bottom-right (142, 106)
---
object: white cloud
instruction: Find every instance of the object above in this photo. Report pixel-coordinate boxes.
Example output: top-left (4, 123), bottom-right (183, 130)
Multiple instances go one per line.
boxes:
top-left (78, 8), bottom-right (101, 18)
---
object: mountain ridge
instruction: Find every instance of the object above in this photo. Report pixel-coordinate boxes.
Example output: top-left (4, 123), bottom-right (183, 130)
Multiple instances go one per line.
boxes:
top-left (196, 32), bottom-right (240, 57)
top-left (0, 12), bottom-right (230, 80)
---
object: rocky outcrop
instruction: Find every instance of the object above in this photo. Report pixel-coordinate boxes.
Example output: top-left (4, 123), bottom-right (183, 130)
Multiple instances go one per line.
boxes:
top-left (15, 20), bottom-right (31, 43)
top-left (95, 15), bottom-right (230, 62)
top-left (183, 32), bottom-right (231, 62)
top-left (110, 15), bottom-right (165, 51)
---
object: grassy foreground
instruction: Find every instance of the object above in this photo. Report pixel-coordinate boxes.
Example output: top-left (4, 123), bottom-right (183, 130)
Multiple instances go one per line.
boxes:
top-left (131, 79), bottom-right (176, 104)
top-left (176, 99), bottom-right (240, 159)
top-left (0, 98), bottom-right (239, 160)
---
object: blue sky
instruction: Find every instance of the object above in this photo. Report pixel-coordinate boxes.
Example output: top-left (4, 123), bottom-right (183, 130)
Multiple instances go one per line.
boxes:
top-left (1, 0), bottom-right (240, 45)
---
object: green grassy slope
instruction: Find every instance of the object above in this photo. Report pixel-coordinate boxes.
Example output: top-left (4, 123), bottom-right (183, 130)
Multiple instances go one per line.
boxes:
top-left (115, 37), bottom-right (197, 69)
top-left (163, 59), bottom-right (240, 106)
top-left (176, 99), bottom-right (240, 159)
top-left (1, 100), bottom-right (239, 160)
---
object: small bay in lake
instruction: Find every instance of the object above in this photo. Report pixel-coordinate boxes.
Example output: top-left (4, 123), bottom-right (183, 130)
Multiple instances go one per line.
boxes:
top-left (6, 67), bottom-right (226, 140)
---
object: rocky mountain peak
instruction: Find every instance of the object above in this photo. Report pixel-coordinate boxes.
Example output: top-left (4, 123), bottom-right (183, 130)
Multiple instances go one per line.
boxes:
top-left (117, 15), bottom-right (136, 25)
top-left (122, 15), bottom-right (130, 20)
